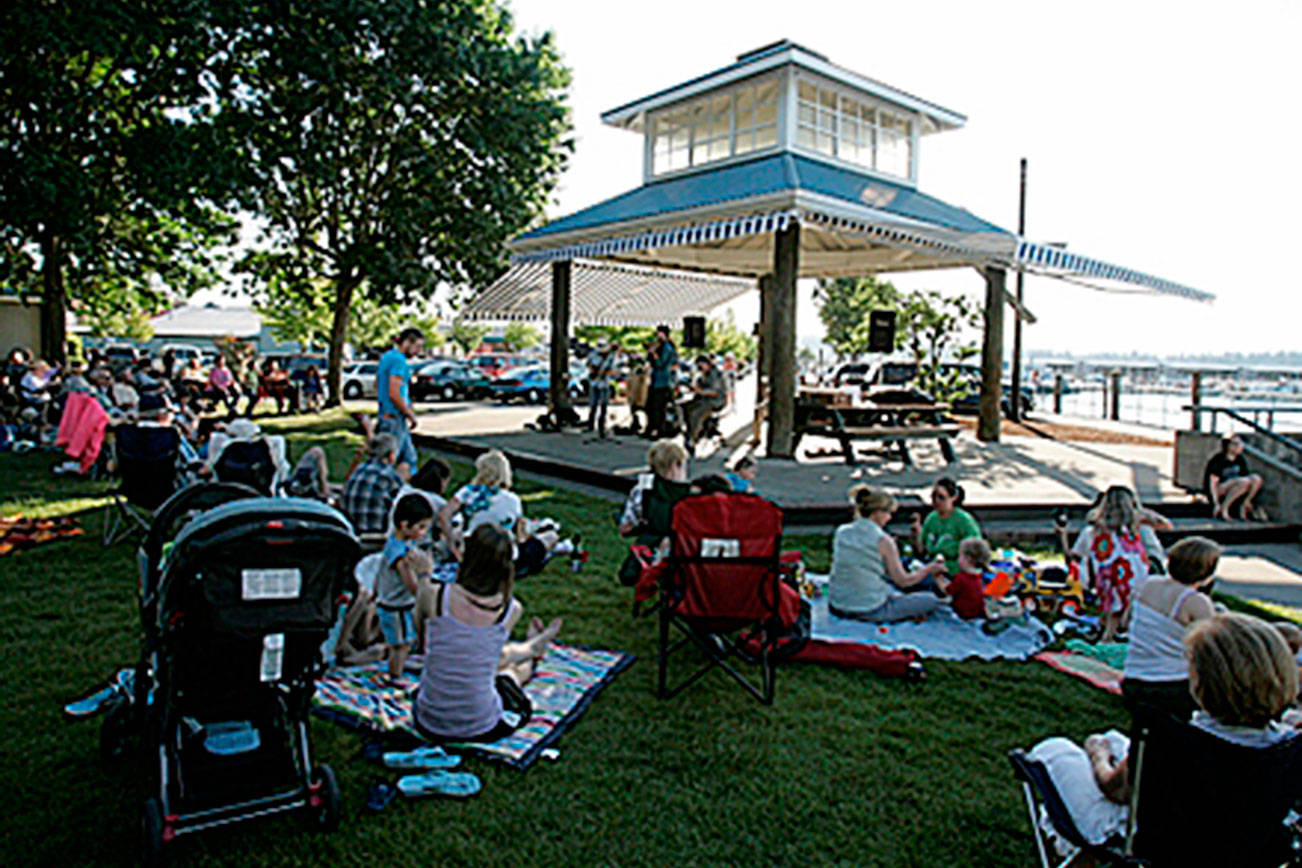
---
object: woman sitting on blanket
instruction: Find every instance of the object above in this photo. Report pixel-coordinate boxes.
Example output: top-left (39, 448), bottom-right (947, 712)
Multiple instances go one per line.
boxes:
top-left (438, 450), bottom-right (563, 577)
top-left (1120, 536), bottom-right (1220, 720)
top-left (829, 486), bottom-right (947, 623)
top-left (1028, 613), bottom-right (1300, 848)
top-left (412, 524), bottom-right (562, 744)
top-left (909, 477), bottom-right (982, 570)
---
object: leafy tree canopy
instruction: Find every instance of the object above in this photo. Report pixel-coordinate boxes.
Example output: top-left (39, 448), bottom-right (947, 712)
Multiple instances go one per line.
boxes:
top-left (502, 322), bottom-right (541, 352)
top-left (223, 0), bottom-right (572, 402)
top-left (0, 0), bottom-right (240, 362)
top-left (449, 321), bottom-right (490, 356)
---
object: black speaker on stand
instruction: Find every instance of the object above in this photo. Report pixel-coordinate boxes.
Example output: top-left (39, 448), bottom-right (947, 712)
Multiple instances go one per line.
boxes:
top-left (682, 316), bottom-right (706, 349)
top-left (868, 310), bottom-right (897, 354)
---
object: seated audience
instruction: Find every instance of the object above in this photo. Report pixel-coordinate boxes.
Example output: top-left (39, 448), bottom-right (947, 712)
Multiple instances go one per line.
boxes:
top-left (388, 457), bottom-right (454, 559)
top-left (206, 417), bottom-right (292, 487)
top-left (618, 439), bottom-right (692, 540)
top-left (829, 486), bottom-right (946, 623)
top-left (725, 455), bottom-right (758, 493)
top-left (206, 355), bottom-right (240, 414)
top-left (341, 432), bottom-right (406, 535)
top-left (437, 449), bottom-right (561, 576)
top-left (1070, 486), bottom-right (1149, 642)
top-left (936, 537), bottom-right (990, 620)
top-left (1028, 613), bottom-right (1299, 847)
top-left (1204, 433), bottom-right (1266, 521)
top-left (439, 450), bottom-right (522, 557)
top-left (910, 477), bottom-right (982, 567)
top-left (111, 367), bottom-right (141, 412)
top-left (412, 524), bottom-right (562, 744)
top-left (1120, 536), bottom-right (1220, 720)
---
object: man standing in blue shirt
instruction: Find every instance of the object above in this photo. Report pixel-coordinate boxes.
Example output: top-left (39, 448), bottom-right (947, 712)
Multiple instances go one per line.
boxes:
top-left (375, 326), bottom-right (424, 480)
top-left (645, 324), bottom-right (678, 439)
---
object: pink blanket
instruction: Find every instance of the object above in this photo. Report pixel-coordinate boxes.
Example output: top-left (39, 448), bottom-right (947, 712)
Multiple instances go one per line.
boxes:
top-left (56, 391), bottom-right (109, 472)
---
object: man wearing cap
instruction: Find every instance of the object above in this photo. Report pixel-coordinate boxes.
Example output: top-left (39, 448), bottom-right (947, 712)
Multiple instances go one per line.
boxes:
top-left (586, 338), bottom-right (615, 437)
top-left (680, 354), bottom-right (725, 454)
top-left (375, 327), bottom-right (424, 481)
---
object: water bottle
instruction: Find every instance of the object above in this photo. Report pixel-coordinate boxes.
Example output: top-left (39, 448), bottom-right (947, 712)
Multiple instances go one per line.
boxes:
top-left (570, 533), bottom-right (585, 573)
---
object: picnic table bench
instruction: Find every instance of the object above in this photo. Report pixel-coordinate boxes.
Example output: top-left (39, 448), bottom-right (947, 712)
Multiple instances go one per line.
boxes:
top-left (792, 397), bottom-right (959, 466)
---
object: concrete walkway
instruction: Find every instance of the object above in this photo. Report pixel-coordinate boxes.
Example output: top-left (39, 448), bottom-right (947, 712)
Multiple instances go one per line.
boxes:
top-left (1216, 543), bottom-right (1302, 609)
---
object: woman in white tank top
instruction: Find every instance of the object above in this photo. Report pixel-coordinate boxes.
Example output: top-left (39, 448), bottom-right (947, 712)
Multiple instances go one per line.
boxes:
top-left (1120, 536), bottom-right (1220, 720)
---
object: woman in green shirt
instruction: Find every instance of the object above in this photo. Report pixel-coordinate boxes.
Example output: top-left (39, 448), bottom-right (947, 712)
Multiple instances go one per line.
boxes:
top-left (910, 477), bottom-right (983, 567)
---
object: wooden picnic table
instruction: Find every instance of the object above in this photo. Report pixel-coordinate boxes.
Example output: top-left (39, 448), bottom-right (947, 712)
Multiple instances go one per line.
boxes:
top-left (792, 397), bottom-right (958, 466)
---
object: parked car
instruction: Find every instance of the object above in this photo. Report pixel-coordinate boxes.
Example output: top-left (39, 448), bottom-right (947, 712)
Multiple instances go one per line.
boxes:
top-left (341, 361), bottom-right (379, 400)
top-left (833, 362), bottom-right (871, 387)
top-left (950, 383), bottom-right (1034, 417)
top-left (102, 344), bottom-right (142, 368)
top-left (469, 353), bottom-right (530, 379)
top-left (163, 344), bottom-right (206, 365)
top-left (488, 365), bottom-right (582, 404)
top-left (412, 360), bottom-right (475, 402)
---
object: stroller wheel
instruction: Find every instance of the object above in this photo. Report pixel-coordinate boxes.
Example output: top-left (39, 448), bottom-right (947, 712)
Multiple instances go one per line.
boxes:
top-left (309, 764), bottom-right (341, 832)
top-left (99, 698), bottom-right (130, 764)
top-left (141, 797), bottom-right (165, 867)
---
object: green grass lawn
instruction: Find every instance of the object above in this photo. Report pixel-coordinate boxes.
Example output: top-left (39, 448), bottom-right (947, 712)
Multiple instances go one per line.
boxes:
top-left (3, 410), bottom-right (1139, 866)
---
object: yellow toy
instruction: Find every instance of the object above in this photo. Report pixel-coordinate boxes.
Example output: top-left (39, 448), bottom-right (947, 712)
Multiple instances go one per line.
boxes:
top-left (1013, 561), bottom-right (1087, 616)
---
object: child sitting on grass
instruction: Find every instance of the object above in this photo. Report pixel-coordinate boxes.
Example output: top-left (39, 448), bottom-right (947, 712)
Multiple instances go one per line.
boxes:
top-left (725, 456), bottom-right (758, 493)
top-left (413, 524), bottom-right (562, 744)
top-left (936, 537), bottom-right (990, 619)
top-left (376, 494), bottom-right (436, 679)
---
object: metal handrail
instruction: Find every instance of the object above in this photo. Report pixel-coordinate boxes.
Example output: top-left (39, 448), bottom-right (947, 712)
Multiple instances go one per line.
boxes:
top-left (1184, 404), bottom-right (1302, 457)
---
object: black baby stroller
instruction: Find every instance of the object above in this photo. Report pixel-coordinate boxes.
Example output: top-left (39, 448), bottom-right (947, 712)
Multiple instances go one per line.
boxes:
top-left (123, 491), bottom-right (359, 864)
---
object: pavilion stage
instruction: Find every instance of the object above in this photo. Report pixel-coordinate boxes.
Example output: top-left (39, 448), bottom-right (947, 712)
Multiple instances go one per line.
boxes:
top-left (409, 398), bottom-right (1190, 516)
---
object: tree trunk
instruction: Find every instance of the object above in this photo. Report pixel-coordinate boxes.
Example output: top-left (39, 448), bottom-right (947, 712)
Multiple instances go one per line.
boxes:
top-left (326, 274), bottom-right (359, 408)
top-left (39, 233), bottom-right (67, 365)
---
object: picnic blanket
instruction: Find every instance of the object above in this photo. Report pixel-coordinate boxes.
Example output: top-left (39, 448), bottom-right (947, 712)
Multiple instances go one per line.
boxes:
top-left (313, 643), bottom-right (633, 770)
top-left (1034, 650), bottom-right (1124, 695)
top-left (0, 515), bottom-right (83, 557)
top-left (808, 593), bottom-right (1053, 661)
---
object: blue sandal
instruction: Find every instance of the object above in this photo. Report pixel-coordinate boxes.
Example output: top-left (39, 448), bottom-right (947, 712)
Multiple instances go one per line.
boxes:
top-left (397, 770), bottom-right (482, 799)
top-left (63, 668), bottom-right (134, 719)
top-left (365, 780), bottom-right (397, 813)
top-left (383, 746), bottom-right (461, 770)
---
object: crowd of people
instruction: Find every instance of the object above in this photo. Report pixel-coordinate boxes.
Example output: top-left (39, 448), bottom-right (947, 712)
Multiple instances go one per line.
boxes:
top-left (0, 344), bottom-right (328, 444)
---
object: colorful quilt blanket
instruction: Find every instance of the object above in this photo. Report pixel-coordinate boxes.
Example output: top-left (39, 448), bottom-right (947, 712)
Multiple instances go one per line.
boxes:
top-left (313, 643), bottom-right (633, 770)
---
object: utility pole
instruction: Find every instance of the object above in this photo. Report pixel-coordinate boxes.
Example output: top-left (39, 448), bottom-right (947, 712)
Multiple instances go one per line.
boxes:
top-left (1009, 158), bottom-right (1027, 422)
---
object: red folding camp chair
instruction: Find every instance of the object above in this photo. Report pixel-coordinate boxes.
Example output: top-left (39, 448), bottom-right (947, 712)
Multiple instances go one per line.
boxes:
top-left (656, 492), bottom-right (788, 705)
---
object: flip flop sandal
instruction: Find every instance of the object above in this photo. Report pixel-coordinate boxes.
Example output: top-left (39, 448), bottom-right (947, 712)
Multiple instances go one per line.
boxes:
top-left (383, 746), bottom-right (461, 770)
top-left (397, 770), bottom-right (481, 800)
top-left (365, 780), bottom-right (397, 813)
top-left (63, 668), bottom-right (134, 718)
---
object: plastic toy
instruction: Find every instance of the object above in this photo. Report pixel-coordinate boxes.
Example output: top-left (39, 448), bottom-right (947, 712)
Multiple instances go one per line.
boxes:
top-left (1013, 561), bottom-right (1087, 617)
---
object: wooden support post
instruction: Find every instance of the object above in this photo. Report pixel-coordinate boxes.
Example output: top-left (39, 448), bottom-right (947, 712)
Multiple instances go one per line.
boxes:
top-left (1109, 370), bottom-right (1122, 421)
top-left (753, 275), bottom-right (773, 447)
top-left (977, 266), bottom-right (1006, 443)
top-left (1053, 374), bottom-right (1064, 414)
top-left (549, 260), bottom-right (572, 416)
top-left (1101, 374), bottom-right (1109, 418)
top-left (1190, 371), bottom-right (1202, 431)
top-left (766, 224), bottom-right (799, 458)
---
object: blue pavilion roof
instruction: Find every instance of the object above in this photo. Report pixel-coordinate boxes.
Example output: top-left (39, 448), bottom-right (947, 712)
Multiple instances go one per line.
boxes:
top-left (518, 153), bottom-right (1008, 243)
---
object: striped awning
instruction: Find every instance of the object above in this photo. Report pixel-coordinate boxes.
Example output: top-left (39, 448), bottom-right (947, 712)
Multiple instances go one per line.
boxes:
top-left (511, 211), bottom-right (797, 265)
top-left (462, 259), bottom-right (755, 326)
top-left (1010, 240), bottom-right (1212, 302)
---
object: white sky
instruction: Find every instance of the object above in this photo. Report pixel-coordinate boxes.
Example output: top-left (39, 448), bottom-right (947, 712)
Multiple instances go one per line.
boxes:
top-left (507, 0), bottom-right (1302, 357)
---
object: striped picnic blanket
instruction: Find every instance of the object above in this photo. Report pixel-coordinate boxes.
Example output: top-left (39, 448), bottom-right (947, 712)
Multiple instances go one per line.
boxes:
top-left (313, 643), bottom-right (633, 770)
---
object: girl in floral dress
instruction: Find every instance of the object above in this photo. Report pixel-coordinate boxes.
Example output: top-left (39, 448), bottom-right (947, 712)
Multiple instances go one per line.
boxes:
top-left (1071, 486), bottom-right (1150, 641)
